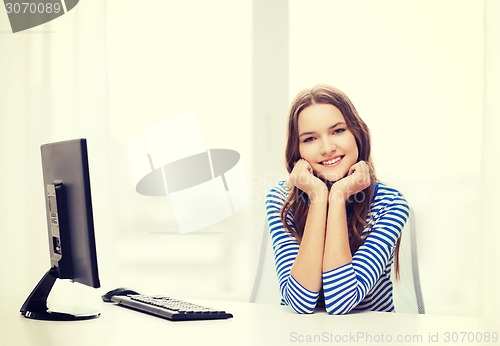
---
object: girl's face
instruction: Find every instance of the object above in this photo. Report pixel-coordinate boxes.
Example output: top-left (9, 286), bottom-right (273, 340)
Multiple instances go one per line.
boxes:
top-left (298, 103), bottom-right (359, 182)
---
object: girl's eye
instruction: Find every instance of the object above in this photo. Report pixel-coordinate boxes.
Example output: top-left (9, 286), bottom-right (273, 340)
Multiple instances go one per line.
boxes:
top-left (332, 128), bottom-right (346, 135)
top-left (303, 137), bottom-right (315, 143)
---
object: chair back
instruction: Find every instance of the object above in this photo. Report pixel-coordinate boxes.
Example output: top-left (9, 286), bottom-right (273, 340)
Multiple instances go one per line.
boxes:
top-left (392, 207), bottom-right (425, 314)
top-left (250, 220), bottom-right (281, 304)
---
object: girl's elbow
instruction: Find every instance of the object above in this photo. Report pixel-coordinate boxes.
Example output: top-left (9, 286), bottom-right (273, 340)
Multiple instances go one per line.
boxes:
top-left (326, 305), bottom-right (354, 315)
top-left (294, 308), bottom-right (315, 315)
top-left (285, 299), bottom-right (315, 314)
top-left (283, 291), bottom-right (318, 314)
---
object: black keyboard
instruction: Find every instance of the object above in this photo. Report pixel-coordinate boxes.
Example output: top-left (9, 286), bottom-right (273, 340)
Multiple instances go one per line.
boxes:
top-left (110, 294), bottom-right (233, 321)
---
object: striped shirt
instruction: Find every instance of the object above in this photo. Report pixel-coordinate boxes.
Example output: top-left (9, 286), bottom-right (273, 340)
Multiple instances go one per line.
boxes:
top-left (265, 180), bottom-right (409, 315)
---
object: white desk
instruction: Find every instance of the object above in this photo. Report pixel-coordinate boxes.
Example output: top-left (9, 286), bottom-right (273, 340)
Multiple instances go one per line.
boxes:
top-left (1, 296), bottom-right (498, 346)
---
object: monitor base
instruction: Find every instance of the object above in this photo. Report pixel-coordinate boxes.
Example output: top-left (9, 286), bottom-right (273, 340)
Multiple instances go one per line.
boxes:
top-left (21, 310), bottom-right (100, 321)
top-left (20, 267), bottom-right (100, 321)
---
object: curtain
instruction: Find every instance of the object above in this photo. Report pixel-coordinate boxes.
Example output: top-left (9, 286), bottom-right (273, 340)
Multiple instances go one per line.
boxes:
top-left (0, 1), bottom-right (111, 296)
top-left (480, 0), bottom-right (500, 319)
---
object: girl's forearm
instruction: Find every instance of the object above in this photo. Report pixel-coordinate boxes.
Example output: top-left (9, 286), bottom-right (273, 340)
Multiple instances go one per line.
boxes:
top-left (290, 195), bottom-right (328, 292)
top-left (323, 198), bottom-right (352, 272)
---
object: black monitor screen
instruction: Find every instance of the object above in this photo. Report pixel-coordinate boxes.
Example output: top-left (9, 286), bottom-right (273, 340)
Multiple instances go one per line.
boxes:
top-left (41, 138), bottom-right (100, 288)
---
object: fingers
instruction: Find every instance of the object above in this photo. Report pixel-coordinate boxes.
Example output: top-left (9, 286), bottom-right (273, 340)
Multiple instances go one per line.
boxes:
top-left (294, 158), bottom-right (310, 169)
top-left (289, 159), bottom-right (327, 199)
top-left (348, 164), bottom-right (356, 176)
top-left (292, 159), bottom-right (313, 177)
top-left (290, 159), bottom-right (312, 185)
top-left (348, 161), bottom-right (370, 178)
top-left (331, 161), bottom-right (371, 201)
top-left (349, 160), bottom-right (368, 173)
top-left (350, 161), bottom-right (371, 190)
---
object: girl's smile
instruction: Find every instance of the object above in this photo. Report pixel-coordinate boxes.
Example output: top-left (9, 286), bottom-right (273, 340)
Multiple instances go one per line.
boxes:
top-left (319, 155), bottom-right (343, 167)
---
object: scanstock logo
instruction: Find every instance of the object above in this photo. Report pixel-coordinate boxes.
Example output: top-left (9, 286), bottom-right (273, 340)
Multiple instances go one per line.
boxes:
top-left (3, 0), bottom-right (79, 33)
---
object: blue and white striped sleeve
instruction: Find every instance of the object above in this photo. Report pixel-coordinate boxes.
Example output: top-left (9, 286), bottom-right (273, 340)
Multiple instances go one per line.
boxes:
top-left (265, 184), bottom-right (320, 314)
top-left (322, 190), bottom-right (410, 315)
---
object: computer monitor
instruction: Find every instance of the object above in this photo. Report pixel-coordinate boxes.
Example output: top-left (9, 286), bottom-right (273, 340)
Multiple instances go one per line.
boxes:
top-left (20, 138), bottom-right (101, 321)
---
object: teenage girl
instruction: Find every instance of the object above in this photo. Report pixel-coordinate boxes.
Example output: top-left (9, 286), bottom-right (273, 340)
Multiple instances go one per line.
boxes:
top-left (265, 85), bottom-right (409, 314)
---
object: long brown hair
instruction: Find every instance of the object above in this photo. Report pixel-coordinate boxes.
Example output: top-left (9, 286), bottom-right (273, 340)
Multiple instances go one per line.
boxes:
top-left (279, 85), bottom-right (401, 277)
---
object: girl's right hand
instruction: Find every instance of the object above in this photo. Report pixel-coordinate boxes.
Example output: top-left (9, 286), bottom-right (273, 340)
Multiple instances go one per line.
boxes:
top-left (289, 159), bottom-right (328, 202)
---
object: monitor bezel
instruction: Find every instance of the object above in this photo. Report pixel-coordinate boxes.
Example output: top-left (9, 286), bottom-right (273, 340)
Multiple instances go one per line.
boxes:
top-left (40, 138), bottom-right (100, 288)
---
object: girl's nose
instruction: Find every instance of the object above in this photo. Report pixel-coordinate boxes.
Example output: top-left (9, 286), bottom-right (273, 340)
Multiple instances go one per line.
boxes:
top-left (320, 138), bottom-right (336, 155)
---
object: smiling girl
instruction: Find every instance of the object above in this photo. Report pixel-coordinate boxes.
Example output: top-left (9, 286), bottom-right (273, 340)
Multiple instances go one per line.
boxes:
top-left (265, 85), bottom-right (409, 314)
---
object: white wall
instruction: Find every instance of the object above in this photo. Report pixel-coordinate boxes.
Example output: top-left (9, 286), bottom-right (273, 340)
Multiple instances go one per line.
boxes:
top-left (104, 0), bottom-right (254, 300)
top-left (480, 0), bottom-right (500, 320)
top-left (289, 0), bottom-right (484, 316)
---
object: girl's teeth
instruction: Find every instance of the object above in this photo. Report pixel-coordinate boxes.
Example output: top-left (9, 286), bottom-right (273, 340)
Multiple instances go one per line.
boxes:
top-left (322, 157), bottom-right (341, 165)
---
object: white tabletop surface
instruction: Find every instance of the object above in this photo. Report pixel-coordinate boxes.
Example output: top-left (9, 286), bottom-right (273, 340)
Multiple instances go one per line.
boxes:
top-left (1, 295), bottom-right (498, 346)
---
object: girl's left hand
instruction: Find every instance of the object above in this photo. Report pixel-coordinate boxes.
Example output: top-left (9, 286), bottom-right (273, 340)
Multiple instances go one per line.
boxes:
top-left (329, 161), bottom-right (371, 203)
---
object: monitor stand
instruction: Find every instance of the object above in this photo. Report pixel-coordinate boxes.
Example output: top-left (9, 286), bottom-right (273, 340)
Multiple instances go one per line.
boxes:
top-left (20, 267), bottom-right (100, 321)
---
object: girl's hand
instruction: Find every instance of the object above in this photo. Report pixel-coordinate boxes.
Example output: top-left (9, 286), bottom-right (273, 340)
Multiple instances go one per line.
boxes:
top-left (289, 159), bottom-right (328, 202)
top-left (329, 161), bottom-right (371, 203)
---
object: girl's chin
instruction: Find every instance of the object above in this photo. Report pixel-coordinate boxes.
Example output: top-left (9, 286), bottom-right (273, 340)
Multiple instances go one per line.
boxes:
top-left (317, 172), bottom-right (345, 183)
top-left (313, 165), bottom-right (349, 183)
